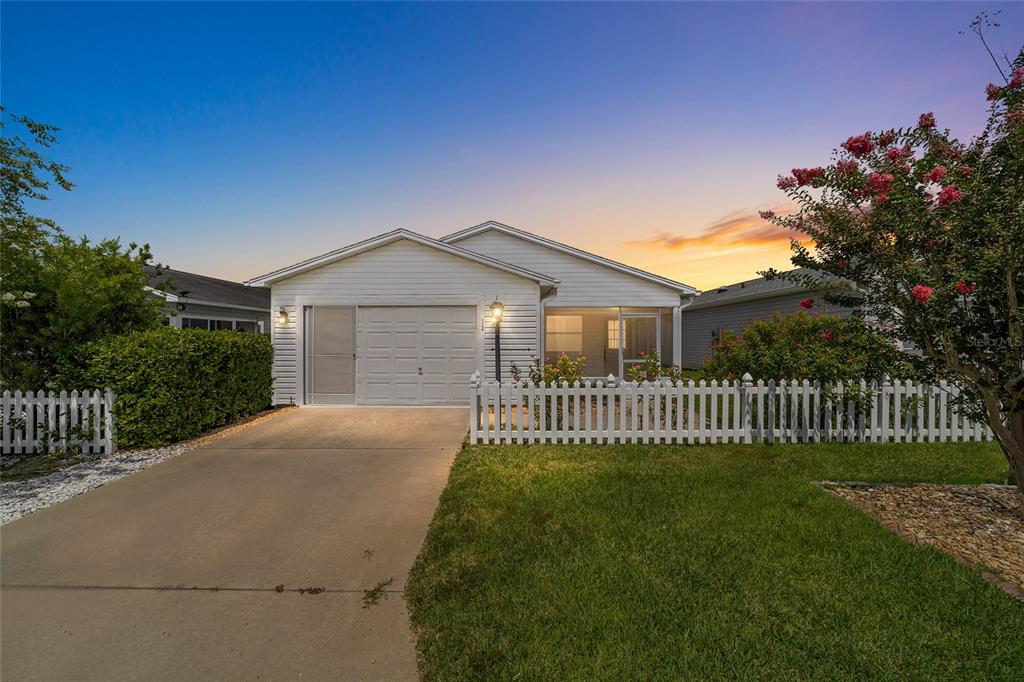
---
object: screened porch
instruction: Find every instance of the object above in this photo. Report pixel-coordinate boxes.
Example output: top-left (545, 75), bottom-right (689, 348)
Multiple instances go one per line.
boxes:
top-left (542, 307), bottom-right (675, 378)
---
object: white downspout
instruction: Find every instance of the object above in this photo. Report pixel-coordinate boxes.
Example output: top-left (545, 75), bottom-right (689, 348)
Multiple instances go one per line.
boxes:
top-left (673, 295), bottom-right (695, 368)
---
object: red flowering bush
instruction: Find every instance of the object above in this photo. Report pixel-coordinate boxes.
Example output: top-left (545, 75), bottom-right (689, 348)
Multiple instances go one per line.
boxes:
top-left (700, 313), bottom-right (904, 384)
top-left (763, 40), bottom-right (1024, 506)
top-left (911, 285), bottom-right (934, 303)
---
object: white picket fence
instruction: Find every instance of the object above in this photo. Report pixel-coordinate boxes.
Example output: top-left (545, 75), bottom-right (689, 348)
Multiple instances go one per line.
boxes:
top-left (469, 373), bottom-right (993, 445)
top-left (1, 390), bottom-right (116, 455)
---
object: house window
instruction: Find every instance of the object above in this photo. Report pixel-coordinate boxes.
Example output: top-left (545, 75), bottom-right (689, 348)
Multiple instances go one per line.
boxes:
top-left (545, 315), bottom-right (582, 353)
top-left (181, 317), bottom-right (260, 332)
top-left (607, 319), bottom-right (620, 350)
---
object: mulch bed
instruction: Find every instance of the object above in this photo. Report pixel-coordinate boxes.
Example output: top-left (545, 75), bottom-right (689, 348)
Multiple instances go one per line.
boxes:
top-left (819, 481), bottom-right (1024, 600)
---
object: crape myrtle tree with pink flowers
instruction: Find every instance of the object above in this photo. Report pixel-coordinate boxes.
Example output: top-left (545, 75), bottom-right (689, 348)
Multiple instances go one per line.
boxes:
top-left (762, 45), bottom-right (1024, 509)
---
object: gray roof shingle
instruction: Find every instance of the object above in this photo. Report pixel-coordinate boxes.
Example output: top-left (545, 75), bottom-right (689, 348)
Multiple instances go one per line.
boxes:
top-left (146, 266), bottom-right (270, 310)
top-left (687, 268), bottom-right (822, 310)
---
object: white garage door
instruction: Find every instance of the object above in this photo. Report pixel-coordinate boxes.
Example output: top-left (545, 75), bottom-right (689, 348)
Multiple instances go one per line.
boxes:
top-left (357, 306), bottom-right (478, 405)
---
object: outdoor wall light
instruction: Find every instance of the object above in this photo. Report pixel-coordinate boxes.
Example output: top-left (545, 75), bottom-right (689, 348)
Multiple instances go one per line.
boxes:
top-left (277, 306), bottom-right (288, 325)
top-left (490, 298), bottom-right (504, 325)
top-left (490, 299), bottom-right (504, 382)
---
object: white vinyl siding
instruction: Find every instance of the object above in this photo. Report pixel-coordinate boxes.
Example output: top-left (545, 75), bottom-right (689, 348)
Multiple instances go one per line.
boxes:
top-left (452, 230), bottom-right (684, 308)
top-left (267, 238), bottom-right (540, 404)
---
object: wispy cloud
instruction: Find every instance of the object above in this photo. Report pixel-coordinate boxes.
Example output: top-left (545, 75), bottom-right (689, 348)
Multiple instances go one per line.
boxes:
top-left (623, 204), bottom-right (808, 252)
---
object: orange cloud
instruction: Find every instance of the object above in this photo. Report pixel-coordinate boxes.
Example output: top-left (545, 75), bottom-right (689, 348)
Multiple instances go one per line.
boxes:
top-left (624, 205), bottom-right (810, 251)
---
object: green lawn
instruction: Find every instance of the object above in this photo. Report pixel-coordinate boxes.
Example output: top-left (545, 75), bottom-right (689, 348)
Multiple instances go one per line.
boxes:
top-left (407, 442), bottom-right (1024, 680)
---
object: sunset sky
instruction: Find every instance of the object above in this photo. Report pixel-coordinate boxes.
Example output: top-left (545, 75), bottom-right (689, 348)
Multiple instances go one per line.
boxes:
top-left (4, 2), bottom-right (1022, 290)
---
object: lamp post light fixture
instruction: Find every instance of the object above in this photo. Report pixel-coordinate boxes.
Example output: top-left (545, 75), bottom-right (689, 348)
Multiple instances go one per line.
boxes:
top-left (277, 306), bottom-right (289, 325)
top-left (490, 299), bottom-right (504, 382)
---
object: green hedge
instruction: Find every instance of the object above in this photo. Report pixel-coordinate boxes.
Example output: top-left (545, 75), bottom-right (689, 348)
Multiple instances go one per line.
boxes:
top-left (84, 327), bottom-right (273, 449)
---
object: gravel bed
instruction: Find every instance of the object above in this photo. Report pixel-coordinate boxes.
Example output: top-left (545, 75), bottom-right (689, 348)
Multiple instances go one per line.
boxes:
top-left (822, 482), bottom-right (1024, 599)
top-left (1, 407), bottom-right (292, 525)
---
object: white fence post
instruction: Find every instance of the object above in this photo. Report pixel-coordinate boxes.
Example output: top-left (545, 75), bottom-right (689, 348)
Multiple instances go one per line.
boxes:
top-left (740, 373), bottom-right (753, 444)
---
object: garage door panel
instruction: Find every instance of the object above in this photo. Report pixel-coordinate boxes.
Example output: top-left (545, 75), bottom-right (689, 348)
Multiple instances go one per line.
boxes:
top-left (420, 358), bottom-right (449, 376)
top-left (355, 306), bottom-right (478, 406)
top-left (421, 331), bottom-right (448, 350)
top-left (450, 357), bottom-right (478, 374)
top-left (450, 331), bottom-right (476, 351)
top-left (394, 382), bottom-right (419, 401)
top-left (421, 383), bottom-right (452, 401)
top-left (363, 357), bottom-right (392, 376)
top-left (395, 331), bottom-right (420, 349)
top-left (364, 331), bottom-right (393, 351)
top-left (449, 307), bottom-right (476, 324)
top-left (363, 382), bottom-right (393, 401)
top-left (393, 358), bottom-right (421, 377)
top-left (394, 308), bottom-right (421, 324)
top-left (362, 308), bottom-right (395, 325)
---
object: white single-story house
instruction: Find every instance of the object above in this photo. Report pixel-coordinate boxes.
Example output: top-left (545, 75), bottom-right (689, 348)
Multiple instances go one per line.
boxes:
top-left (146, 266), bottom-right (271, 333)
top-left (246, 221), bottom-right (697, 406)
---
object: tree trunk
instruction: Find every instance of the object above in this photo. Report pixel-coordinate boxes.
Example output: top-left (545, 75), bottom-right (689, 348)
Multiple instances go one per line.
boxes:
top-left (998, 409), bottom-right (1024, 518)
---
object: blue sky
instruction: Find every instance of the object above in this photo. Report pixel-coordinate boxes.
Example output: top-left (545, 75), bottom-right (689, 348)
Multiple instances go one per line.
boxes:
top-left (4, 2), bottom-right (1021, 288)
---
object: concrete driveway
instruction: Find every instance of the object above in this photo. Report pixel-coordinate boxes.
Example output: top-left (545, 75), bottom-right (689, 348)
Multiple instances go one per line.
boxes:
top-left (1, 407), bottom-right (467, 681)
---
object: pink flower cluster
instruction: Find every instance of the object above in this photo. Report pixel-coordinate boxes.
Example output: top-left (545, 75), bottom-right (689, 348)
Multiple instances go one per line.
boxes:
top-left (841, 132), bottom-right (875, 158)
top-left (912, 285), bottom-right (934, 303)
top-left (792, 167), bottom-right (824, 186)
top-left (937, 185), bottom-right (963, 206)
top-left (985, 67), bottom-right (1024, 101)
top-left (954, 281), bottom-right (977, 296)
top-left (777, 176), bottom-right (797, 190)
top-left (867, 172), bottom-right (894, 201)
top-left (923, 166), bottom-right (946, 183)
top-left (835, 159), bottom-right (859, 175)
top-left (886, 146), bottom-right (912, 162)
top-left (918, 112), bottom-right (936, 130)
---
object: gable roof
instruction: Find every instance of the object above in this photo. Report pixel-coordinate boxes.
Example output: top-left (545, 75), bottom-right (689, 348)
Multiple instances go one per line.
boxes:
top-left (684, 268), bottom-right (840, 311)
top-left (146, 266), bottom-right (270, 310)
top-left (441, 221), bottom-right (698, 295)
top-left (244, 228), bottom-right (560, 288)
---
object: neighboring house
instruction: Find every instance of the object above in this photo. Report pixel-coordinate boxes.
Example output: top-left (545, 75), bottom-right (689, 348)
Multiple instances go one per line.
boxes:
top-left (680, 269), bottom-right (852, 369)
top-left (246, 221), bottom-right (697, 406)
top-left (146, 266), bottom-right (271, 333)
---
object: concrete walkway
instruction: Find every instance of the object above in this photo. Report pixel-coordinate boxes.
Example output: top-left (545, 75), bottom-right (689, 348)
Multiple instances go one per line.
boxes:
top-left (1, 408), bottom-right (467, 681)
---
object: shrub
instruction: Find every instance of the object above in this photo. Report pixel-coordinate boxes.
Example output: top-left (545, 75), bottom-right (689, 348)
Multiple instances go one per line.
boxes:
top-left (625, 351), bottom-right (688, 384)
top-left (700, 313), bottom-right (906, 383)
top-left (84, 327), bottom-right (273, 448)
top-left (510, 354), bottom-right (587, 385)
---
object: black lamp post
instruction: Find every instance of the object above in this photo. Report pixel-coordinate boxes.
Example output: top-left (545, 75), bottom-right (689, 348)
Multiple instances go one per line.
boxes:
top-left (490, 299), bottom-right (504, 382)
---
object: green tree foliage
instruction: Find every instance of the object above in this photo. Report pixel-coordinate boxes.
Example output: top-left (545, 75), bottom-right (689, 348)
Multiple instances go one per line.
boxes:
top-left (1, 110), bottom-right (163, 389)
top-left (84, 328), bottom-right (273, 448)
top-left (700, 313), bottom-right (906, 383)
top-left (763, 36), bottom-right (1024, 502)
